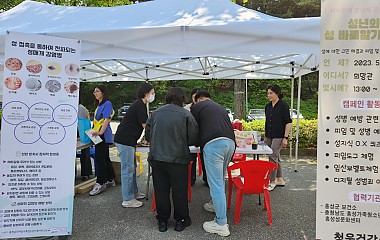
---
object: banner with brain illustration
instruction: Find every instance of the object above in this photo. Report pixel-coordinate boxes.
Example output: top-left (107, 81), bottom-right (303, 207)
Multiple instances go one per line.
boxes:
top-left (0, 32), bottom-right (80, 238)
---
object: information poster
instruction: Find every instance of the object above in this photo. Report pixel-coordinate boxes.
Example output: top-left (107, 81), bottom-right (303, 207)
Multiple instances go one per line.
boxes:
top-left (317, 1), bottom-right (380, 239)
top-left (0, 32), bottom-right (80, 238)
top-left (0, 63), bottom-right (3, 102)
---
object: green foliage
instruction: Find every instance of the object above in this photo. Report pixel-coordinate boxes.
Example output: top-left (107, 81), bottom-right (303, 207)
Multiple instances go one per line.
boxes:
top-left (246, 74), bottom-right (318, 119)
top-left (2, 0), bottom-right (320, 119)
top-left (1, 0), bottom-right (135, 11)
top-left (79, 77), bottom-right (318, 120)
top-left (243, 0), bottom-right (320, 18)
top-left (242, 119), bottom-right (318, 148)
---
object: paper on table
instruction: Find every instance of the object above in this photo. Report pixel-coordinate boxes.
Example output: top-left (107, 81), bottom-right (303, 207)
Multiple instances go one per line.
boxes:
top-left (85, 129), bottom-right (103, 145)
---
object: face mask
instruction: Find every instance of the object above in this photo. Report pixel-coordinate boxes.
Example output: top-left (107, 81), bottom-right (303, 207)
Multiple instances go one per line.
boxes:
top-left (147, 94), bottom-right (155, 103)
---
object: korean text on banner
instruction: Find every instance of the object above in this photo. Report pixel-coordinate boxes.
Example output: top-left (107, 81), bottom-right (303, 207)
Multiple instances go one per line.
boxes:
top-left (0, 32), bottom-right (81, 239)
top-left (316, 1), bottom-right (380, 239)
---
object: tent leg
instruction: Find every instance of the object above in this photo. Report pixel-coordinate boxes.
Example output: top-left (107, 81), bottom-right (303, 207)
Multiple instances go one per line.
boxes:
top-left (245, 79), bottom-right (248, 118)
top-left (289, 63), bottom-right (295, 163)
top-left (294, 75), bottom-right (302, 172)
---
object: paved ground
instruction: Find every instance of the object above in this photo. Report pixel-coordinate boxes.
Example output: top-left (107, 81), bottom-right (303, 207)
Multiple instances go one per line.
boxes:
top-left (67, 153), bottom-right (317, 240)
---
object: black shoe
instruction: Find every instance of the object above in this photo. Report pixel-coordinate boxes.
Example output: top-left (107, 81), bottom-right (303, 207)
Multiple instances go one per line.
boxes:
top-left (203, 181), bottom-right (209, 188)
top-left (191, 180), bottom-right (196, 186)
top-left (158, 220), bottom-right (168, 232)
top-left (81, 176), bottom-right (89, 181)
top-left (174, 217), bottom-right (191, 232)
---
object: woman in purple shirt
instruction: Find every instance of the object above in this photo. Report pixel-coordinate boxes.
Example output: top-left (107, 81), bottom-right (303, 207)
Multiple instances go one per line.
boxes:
top-left (90, 85), bottom-right (116, 196)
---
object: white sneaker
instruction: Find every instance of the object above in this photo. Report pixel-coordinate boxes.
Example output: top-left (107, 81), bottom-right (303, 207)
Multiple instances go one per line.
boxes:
top-left (122, 199), bottom-right (143, 208)
top-left (135, 192), bottom-right (146, 200)
top-left (267, 183), bottom-right (276, 191)
top-left (89, 183), bottom-right (107, 196)
top-left (203, 220), bottom-right (230, 237)
top-left (203, 200), bottom-right (215, 213)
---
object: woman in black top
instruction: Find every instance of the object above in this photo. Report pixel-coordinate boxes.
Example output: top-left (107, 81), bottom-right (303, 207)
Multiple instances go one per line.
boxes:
top-left (264, 84), bottom-right (292, 191)
top-left (114, 83), bottom-right (155, 208)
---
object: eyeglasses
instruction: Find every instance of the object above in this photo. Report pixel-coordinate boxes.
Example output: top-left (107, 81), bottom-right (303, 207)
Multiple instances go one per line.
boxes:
top-left (93, 90), bottom-right (101, 94)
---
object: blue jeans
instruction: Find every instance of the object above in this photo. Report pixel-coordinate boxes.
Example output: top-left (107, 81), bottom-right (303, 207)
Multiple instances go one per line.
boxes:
top-left (203, 138), bottom-right (235, 225)
top-left (115, 143), bottom-right (138, 201)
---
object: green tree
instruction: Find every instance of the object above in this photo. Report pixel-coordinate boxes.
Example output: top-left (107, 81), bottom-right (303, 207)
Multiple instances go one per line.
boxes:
top-left (243, 0), bottom-right (320, 18)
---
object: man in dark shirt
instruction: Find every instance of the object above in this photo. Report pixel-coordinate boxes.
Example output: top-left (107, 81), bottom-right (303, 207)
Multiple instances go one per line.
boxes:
top-left (264, 84), bottom-right (292, 191)
top-left (190, 90), bottom-right (235, 237)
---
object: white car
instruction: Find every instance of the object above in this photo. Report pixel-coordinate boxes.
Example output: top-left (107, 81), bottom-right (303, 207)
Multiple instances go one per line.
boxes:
top-left (248, 109), bottom-right (266, 120)
top-left (290, 109), bottom-right (304, 119)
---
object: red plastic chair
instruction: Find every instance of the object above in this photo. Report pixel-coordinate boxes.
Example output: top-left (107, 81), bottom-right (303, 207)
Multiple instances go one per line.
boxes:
top-left (151, 161), bottom-right (193, 211)
top-left (227, 161), bottom-right (278, 225)
top-left (197, 153), bottom-right (202, 176)
top-left (232, 121), bottom-right (243, 131)
top-left (232, 153), bottom-right (246, 162)
top-left (231, 121), bottom-right (247, 162)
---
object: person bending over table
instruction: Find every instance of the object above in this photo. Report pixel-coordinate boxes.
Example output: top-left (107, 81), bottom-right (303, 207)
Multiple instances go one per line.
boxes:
top-left (114, 82), bottom-right (155, 208)
top-left (190, 90), bottom-right (236, 237)
top-left (184, 88), bottom-right (208, 186)
top-left (146, 87), bottom-right (198, 232)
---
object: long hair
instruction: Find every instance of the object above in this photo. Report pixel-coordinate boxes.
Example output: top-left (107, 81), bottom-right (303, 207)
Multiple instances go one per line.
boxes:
top-left (165, 87), bottom-right (186, 106)
top-left (267, 84), bottom-right (284, 99)
top-left (93, 85), bottom-right (110, 107)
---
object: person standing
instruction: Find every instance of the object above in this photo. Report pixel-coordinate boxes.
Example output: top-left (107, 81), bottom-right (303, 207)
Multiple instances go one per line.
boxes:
top-left (78, 103), bottom-right (92, 181)
top-left (114, 83), bottom-right (155, 208)
top-left (264, 84), bottom-right (292, 191)
top-left (146, 87), bottom-right (198, 232)
top-left (184, 88), bottom-right (207, 186)
top-left (90, 85), bottom-right (116, 196)
top-left (191, 90), bottom-right (235, 237)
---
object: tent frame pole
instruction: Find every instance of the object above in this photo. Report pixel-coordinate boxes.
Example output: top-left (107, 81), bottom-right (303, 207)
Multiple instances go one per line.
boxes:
top-left (245, 79), bottom-right (248, 118)
top-left (294, 75), bottom-right (302, 172)
top-left (289, 63), bottom-right (295, 163)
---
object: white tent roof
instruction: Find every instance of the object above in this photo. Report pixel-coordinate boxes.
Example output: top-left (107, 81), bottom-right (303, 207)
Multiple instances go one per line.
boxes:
top-left (0, 0), bottom-right (320, 81)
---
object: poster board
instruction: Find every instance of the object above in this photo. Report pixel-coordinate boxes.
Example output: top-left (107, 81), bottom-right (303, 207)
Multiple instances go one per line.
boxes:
top-left (317, 1), bottom-right (380, 239)
top-left (0, 32), bottom-right (80, 238)
top-left (234, 130), bottom-right (258, 148)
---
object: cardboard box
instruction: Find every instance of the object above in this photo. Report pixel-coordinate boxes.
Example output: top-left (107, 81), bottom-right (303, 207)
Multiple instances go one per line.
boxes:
top-left (111, 152), bottom-right (143, 184)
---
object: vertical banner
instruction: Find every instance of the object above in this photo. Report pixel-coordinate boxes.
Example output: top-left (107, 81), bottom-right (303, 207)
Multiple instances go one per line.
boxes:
top-left (317, 1), bottom-right (380, 239)
top-left (0, 63), bottom-right (3, 102)
top-left (0, 32), bottom-right (80, 238)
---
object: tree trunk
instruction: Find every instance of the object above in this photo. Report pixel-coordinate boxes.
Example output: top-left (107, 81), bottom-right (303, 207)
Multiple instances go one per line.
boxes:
top-left (233, 79), bottom-right (245, 120)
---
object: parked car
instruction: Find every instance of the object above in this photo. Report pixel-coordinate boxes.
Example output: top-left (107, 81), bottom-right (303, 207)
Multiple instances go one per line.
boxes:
top-left (290, 109), bottom-right (304, 119)
top-left (246, 115), bottom-right (254, 122)
top-left (117, 104), bottom-right (132, 121)
top-left (226, 108), bottom-right (234, 122)
top-left (248, 109), bottom-right (266, 120)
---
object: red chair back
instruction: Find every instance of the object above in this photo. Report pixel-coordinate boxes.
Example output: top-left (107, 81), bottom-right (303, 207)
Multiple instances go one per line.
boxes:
top-left (228, 161), bottom-right (278, 194)
top-left (232, 121), bottom-right (243, 131)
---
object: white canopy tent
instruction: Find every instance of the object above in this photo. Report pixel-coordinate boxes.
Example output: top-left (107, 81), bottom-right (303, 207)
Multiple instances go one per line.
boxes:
top-left (0, 0), bottom-right (320, 81)
top-left (0, 0), bottom-right (320, 168)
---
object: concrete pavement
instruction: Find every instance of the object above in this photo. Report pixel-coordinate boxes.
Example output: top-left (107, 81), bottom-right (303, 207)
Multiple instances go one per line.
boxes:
top-left (69, 154), bottom-right (317, 240)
